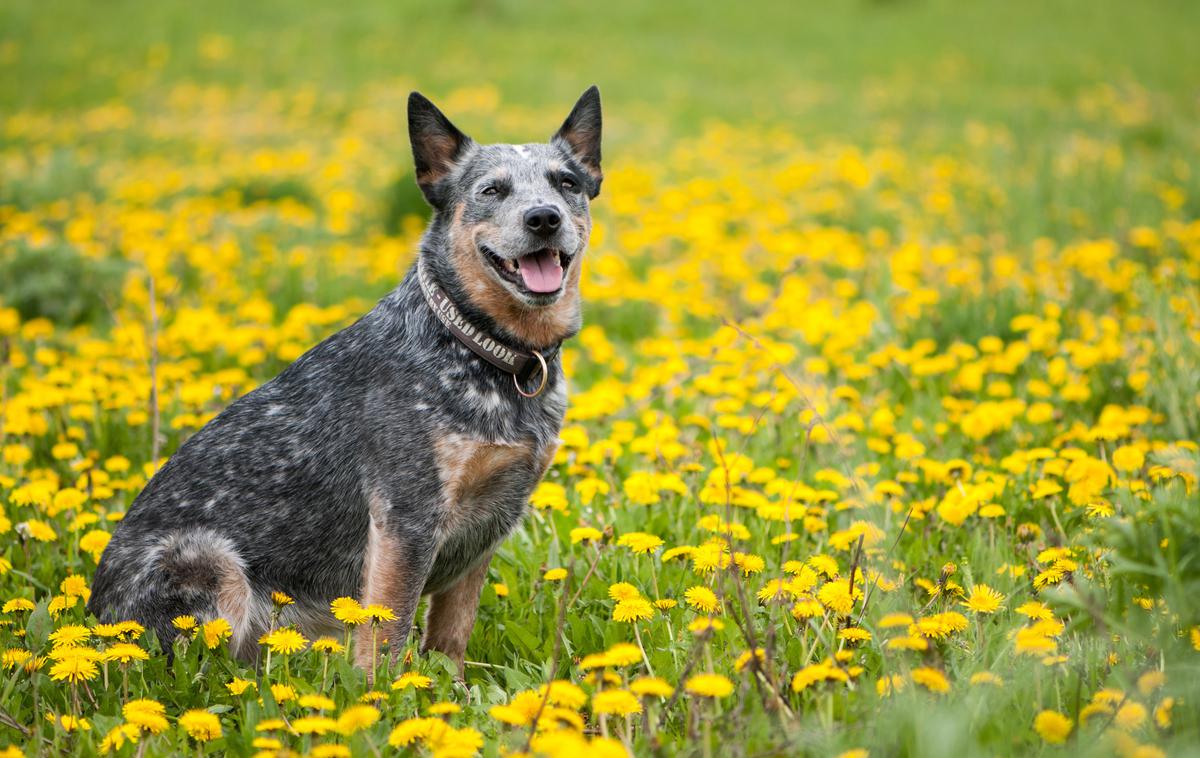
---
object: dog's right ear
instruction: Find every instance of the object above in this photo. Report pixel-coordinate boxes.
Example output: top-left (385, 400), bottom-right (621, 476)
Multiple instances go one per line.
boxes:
top-left (408, 92), bottom-right (475, 207)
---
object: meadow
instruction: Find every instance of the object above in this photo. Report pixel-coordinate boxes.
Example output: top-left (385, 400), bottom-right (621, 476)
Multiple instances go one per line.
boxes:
top-left (2, 0), bottom-right (1200, 755)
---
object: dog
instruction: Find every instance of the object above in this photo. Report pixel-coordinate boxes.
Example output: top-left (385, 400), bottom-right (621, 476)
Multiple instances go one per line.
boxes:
top-left (88, 86), bottom-right (602, 675)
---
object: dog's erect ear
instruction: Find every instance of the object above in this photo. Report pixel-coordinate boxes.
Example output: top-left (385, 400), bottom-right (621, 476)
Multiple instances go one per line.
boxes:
top-left (408, 91), bottom-right (475, 207)
top-left (552, 85), bottom-right (602, 198)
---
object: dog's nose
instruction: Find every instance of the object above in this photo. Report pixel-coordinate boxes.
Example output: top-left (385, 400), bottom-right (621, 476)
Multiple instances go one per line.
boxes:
top-left (523, 206), bottom-right (561, 238)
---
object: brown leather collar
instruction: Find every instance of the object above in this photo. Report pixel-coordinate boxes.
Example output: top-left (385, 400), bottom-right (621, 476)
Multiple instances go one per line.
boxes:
top-left (417, 261), bottom-right (558, 397)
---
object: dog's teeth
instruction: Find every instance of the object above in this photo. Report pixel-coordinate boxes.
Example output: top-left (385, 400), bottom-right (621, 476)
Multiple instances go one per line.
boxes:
top-left (505, 259), bottom-right (518, 273)
top-left (553, 250), bottom-right (561, 266)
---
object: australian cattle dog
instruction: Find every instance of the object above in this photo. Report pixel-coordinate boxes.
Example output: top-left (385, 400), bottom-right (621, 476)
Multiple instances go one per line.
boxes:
top-left (88, 87), bottom-right (603, 675)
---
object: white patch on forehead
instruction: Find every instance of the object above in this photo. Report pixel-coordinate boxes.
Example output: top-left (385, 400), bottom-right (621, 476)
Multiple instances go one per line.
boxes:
top-left (513, 145), bottom-right (531, 158)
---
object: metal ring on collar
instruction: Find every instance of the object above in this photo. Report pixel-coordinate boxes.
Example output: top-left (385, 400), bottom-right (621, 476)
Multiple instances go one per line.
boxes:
top-left (513, 350), bottom-right (549, 398)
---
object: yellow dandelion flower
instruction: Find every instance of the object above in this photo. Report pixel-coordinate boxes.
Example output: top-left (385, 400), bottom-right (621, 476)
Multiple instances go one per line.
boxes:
top-left (261, 627), bottom-right (307, 654)
top-left (331, 597), bottom-right (368, 625)
top-left (299, 694), bottom-right (337, 710)
top-left (911, 667), bottom-right (950, 693)
top-left (617, 531), bottom-right (664, 554)
top-left (685, 673), bottom-right (734, 698)
top-left (392, 671), bottom-right (433, 690)
top-left (336, 704), bottom-right (381, 734)
top-left (613, 597), bottom-right (655, 623)
top-left (201, 618), bottom-right (232, 649)
top-left (3, 598), bottom-right (35, 613)
top-left (961, 584), bottom-right (1004, 614)
top-left (171, 615), bottom-right (197, 631)
top-left (607, 582), bottom-right (641, 601)
top-left (684, 586), bottom-right (720, 613)
top-left (630, 676), bottom-right (674, 698)
top-left (178, 710), bottom-right (222, 742)
top-left (592, 689), bottom-right (642, 716)
top-left (1033, 710), bottom-right (1072, 744)
top-left (226, 677), bottom-right (257, 696)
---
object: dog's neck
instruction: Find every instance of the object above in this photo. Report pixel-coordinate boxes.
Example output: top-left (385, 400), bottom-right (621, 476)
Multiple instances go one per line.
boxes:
top-left (416, 229), bottom-right (582, 352)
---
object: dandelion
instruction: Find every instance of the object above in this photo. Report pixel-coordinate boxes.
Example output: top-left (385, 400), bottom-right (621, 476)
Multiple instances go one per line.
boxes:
top-left (613, 598), bottom-right (655, 623)
top-left (123, 699), bottom-right (168, 734)
top-left (1112, 445), bottom-right (1145, 472)
top-left (292, 716), bottom-right (337, 735)
top-left (2, 598), bottom-right (35, 613)
top-left (571, 526), bottom-right (604, 544)
top-left (364, 604), bottom-right (396, 622)
top-left (608, 582), bottom-right (641, 601)
top-left (734, 648), bottom-right (765, 672)
top-left (685, 673), bottom-right (734, 698)
top-left (262, 627), bottom-right (307, 654)
top-left (331, 597), bottom-right (368, 625)
top-left (592, 689), bottom-right (642, 716)
top-left (312, 637), bottom-right (345, 654)
top-left (2, 649), bottom-right (32, 670)
top-left (201, 618), bottom-right (232, 649)
top-left (617, 532), bottom-right (664, 554)
top-left (101, 643), bottom-right (148, 663)
top-left (392, 671), bottom-right (433, 690)
top-left (48, 648), bottom-right (100, 683)
top-left (961, 584), bottom-right (1004, 614)
top-left (178, 709), bottom-right (222, 742)
top-left (299, 694), bottom-right (337, 710)
top-left (631, 676), bottom-right (674, 698)
top-left (1033, 710), bottom-right (1072, 744)
top-left (838, 627), bottom-right (872, 643)
top-left (226, 677), bottom-right (257, 696)
top-left (543, 567), bottom-right (568, 581)
top-left (878, 612), bottom-right (914, 628)
top-left (911, 667), bottom-right (951, 693)
top-left (48, 625), bottom-right (91, 648)
top-left (336, 705), bottom-right (381, 734)
top-left (684, 586), bottom-right (720, 613)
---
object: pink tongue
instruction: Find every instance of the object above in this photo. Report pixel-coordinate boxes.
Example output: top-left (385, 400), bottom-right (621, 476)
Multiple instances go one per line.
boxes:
top-left (517, 249), bottom-right (563, 293)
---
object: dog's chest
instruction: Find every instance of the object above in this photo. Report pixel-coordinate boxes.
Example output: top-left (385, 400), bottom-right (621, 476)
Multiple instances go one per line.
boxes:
top-left (431, 432), bottom-right (556, 536)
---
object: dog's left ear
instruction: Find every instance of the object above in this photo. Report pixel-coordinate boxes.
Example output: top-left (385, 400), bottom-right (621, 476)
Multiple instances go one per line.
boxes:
top-left (552, 85), bottom-right (602, 198)
top-left (408, 91), bottom-right (476, 207)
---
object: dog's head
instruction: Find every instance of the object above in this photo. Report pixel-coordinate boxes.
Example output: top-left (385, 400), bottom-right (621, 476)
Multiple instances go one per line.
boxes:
top-left (408, 87), bottom-right (601, 314)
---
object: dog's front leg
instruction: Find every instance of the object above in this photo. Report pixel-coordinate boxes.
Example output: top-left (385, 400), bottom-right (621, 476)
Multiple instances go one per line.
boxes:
top-left (354, 512), bottom-right (435, 675)
top-left (422, 551), bottom-right (493, 678)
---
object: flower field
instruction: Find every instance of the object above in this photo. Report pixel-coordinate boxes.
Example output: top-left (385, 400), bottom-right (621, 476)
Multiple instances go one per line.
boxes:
top-left (2, 2), bottom-right (1200, 756)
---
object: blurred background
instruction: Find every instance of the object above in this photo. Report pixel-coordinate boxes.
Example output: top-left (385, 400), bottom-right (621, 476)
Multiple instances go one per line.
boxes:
top-left (5, 0), bottom-right (1197, 148)
top-left (1, 0), bottom-right (1197, 337)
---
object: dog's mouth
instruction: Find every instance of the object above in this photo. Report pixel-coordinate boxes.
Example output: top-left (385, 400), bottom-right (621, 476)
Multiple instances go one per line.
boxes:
top-left (482, 245), bottom-right (574, 295)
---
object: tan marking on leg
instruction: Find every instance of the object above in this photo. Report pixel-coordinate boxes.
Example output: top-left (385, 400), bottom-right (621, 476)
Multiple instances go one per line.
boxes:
top-left (355, 493), bottom-right (407, 669)
top-left (422, 553), bottom-right (493, 676)
top-left (448, 203), bottom-right (586, 348)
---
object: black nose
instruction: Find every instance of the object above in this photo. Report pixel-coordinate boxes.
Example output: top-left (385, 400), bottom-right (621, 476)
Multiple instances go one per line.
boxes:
top-left (523, 206), bottom-right (561, 237)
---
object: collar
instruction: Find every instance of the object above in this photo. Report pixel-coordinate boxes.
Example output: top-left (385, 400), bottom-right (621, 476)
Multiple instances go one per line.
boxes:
top-left (417, 260), bottom-right (559, 398)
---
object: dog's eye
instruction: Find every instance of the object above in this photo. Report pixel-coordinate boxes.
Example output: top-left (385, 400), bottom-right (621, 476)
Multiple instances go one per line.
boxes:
top-left (480, 186), bottom-right (500, 197)
top-left (560, 176), bottom-right (579, 193)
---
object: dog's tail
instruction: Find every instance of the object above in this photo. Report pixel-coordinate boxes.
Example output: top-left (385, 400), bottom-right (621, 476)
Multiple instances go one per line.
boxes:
top-left (88, 528), bottom-right (266, 660)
